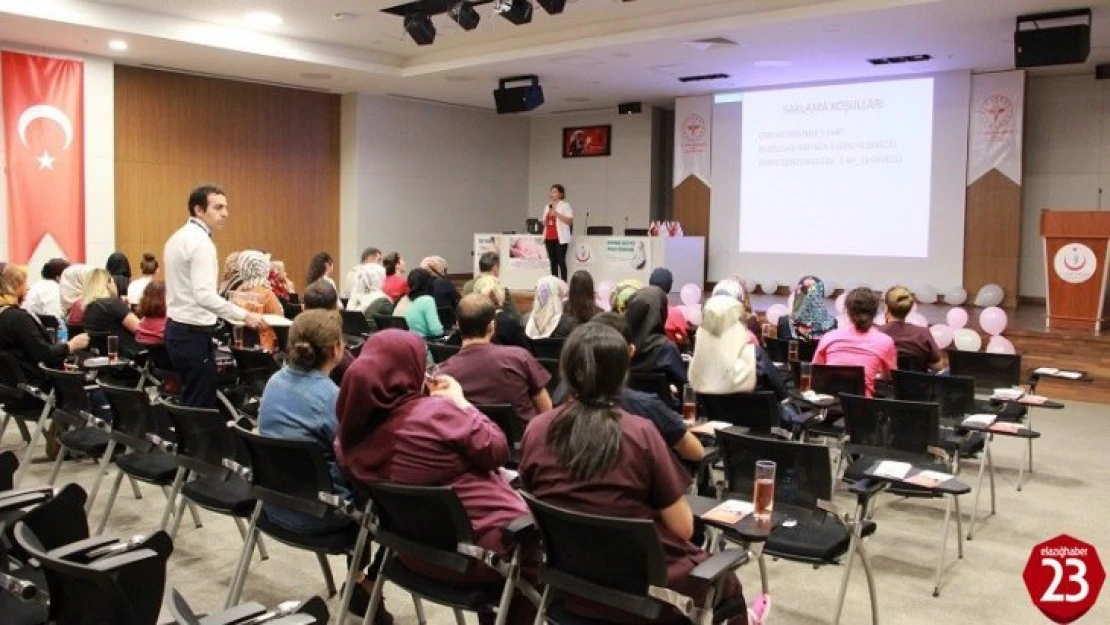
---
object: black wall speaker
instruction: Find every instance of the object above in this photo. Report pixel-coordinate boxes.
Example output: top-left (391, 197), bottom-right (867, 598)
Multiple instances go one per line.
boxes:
top-left (493, 75), bottom-right (545, 114)
top-left (1015, 9), bottom-right (1091, 68)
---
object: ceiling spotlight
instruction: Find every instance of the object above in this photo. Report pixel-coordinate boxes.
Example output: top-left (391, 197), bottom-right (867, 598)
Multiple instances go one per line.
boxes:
top-left (450, 2), bottom-right (480, 31)
top-left (108, 39), bottom-right (128, 51)
top-left (537, 0), bottom-right (566, 14)
top-left (404, 12), bottom-right (436, 45)
top-left (494, 0), bottom-right (533, 26)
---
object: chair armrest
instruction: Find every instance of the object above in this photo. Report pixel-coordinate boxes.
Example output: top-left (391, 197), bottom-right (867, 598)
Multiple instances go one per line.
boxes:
top-left (688, 549), bottom-right (750, 583)
top-left (145, 433), bottom-right (175, 453)
top-left (848, 478), bottom-right (888, 506)
top-left (195, 602), bottom-right (268, 625)
top-left (501, 515), bottom-right (536, 547)
top-left (48, 536), bottom-right (125, 561)
top-left (0, 487), bottom-right (54, 513)
top-left (0, 570), bottom-right (42, 603)
top-left (222, 458), bottom-right (252, 481)
top-left (86, 548), bottom-right (160, 572)
top-left (77, 409), bottom-right (110, 430)
top-left (16, 383), bottom-right (50, 403)
top-left (317, 492), bottom-right (360, 521)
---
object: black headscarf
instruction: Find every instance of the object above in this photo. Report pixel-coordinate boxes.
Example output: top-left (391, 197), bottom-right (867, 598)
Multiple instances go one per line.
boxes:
top-left (625, 286), bottom-right (669, 370)
top-left (406, 268), bottom-right (436, 300)
top-left (648, 267), bottom-right (674, 294)
top-left (106, 252), bottom-right (132, 296)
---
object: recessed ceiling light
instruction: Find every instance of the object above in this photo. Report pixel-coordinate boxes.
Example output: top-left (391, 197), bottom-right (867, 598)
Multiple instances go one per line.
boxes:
top-left (243, 11), bottom-right (283, 29)
top-left (333, 12), bottom-right (358, 22)
top-left (753, 60), bottom-right (791, 68)
top-left (108, 39), bottom-right (128, 51)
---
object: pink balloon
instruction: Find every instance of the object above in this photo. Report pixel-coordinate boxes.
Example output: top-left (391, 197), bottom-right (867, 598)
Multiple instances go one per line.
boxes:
top-left (979, 306), bottom-right (1008, 336)
top-left (596, 294), bottom-right (611, 312)
top-left (765, 304), bottom-right (789, 326)
top-left (835, 293), bottom-right (847, 314)
top-left (906, 312), bottom-right (928, 328)
top-left (679, 283), bottom-right (702, 307)
top-left (986, 335), bottom-right (1016, 355)
top-left (930, 324), bottom-right (954, 349)
top-left (946, 307), bottom-right (968, 330)
top-left (681, 304), bottom-right (702, 326)
top-left (597, 280), bottom-right (615, 302)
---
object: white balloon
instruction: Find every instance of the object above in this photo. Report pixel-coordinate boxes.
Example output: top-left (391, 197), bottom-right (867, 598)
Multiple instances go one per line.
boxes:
top-left (742, 278), bottom-right (757, 293)
top-left (953, 328), bottom-right (982, 351)
top-left (760, 280), bottom-right (779, 295)
top-left (974, 283), bottom-right (1004, 308)
top-left (985, 335), bottom-right (1016, 355)
top-left (915, 285), bottom-right (938, 304)
top-left (945, 287), bottom-right (967, 306)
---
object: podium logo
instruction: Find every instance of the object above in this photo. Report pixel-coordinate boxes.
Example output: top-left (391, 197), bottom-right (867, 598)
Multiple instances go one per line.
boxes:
top-left (1054, 244), bottom-right (1097, 284)
top-left (574, 243), bottom-right (592, 265)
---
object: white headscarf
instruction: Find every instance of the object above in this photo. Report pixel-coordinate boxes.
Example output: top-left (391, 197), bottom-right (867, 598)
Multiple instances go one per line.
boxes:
top-left (348, 263), bottom-right (388, 312)
top-left (237, 250), bottom-right (272, 289)
top-left (59, 264), bottom-right (94, 313)
top-left (688, 295), bottom-right (757, 395)
top-left (525, 276), bottom-right (564, 339)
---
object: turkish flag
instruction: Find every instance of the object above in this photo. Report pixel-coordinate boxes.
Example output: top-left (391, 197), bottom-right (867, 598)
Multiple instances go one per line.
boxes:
top-left (2, 51), bottom-right (84, 263)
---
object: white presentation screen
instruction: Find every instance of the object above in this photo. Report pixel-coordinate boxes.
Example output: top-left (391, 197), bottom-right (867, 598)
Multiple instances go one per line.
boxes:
top-left (709, 71), bottom-right (970, 291)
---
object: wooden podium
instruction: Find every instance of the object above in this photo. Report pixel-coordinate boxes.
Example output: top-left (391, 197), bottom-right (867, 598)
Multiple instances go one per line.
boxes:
top-left (1040, 210), bottom-right (1110, 331)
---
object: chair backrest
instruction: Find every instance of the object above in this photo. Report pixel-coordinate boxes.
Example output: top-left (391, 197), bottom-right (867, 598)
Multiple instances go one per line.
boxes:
top-left (538, 357), bottom-right (561, 395)
top-left (99, 384), bottom-right (167, 452)
top-left (427, 341), bottom-right (460, 364)
top-left (531, 337), bottom-right (565, 361)
top-left (88, 331), bottom-right (112, 356)
top-left (716, 430), bottom-right (833, 508)
top-left (699, 391), bottom-right (780, 432)
top-left (230, 426), bottom-right (334, 518)
top-left (764, 337), bottom-right (817, 363)
top-left (364, 482), bottom-right (475, 574)
top-left (437, 306), bottom-right (457, 330)
top-left (282, 301), bottom-right (302, 321)
top-left (628, 372), bottom-right (673, 404)
top-left (38, 365), bottom-right (92, 414)
top-left (340, 310), bottom-right (373, 338)
top-left (812, 364), bottom-right (866, 398)
top-left (37, 315), bottom-right (60, 329)
top-left (891, 370), bottom-right (976, 421)
top-left (373, 314), bottom-right (409, 331)
top-left (522, 491), bottom-right (669, 618)
top-left (13, 522), bottom-right (171, 625)
top-left (839, 394), bottom-right (939, 458)
top-left (473, 403), bottom-right (523, 448)
top-left (896, 352), bottom-right (928, 373)
top-left (0, 450), bottom-right (17, 492)
top-left (947, 350), bottom-right (1022, 393)
top-left (4, 483), bottom-right (90, 564)
top-left (163, 404), bottom-right (243, 479)
top-left (230, 348), bottom-right (280, 394)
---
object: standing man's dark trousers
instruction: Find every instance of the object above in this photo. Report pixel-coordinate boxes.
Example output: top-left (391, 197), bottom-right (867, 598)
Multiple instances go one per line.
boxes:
top-left (165, 320), bottom-right (218, 408)
top-left (545, 239), bottom-right (568, 281)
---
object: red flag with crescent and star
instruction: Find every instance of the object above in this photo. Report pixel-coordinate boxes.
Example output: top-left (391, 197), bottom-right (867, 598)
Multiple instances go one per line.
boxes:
top-left (2, 51), bottom-right (84, 263)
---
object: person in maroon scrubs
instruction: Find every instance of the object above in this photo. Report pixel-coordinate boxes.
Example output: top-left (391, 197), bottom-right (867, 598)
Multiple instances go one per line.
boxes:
top-left (335, 329), bottom-right (535, 624)
top-left (519, 322), bottom-right (748, 624)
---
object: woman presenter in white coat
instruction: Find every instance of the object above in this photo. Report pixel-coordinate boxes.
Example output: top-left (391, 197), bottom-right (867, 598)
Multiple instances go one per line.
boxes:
top-left (541, 183), bottom-right (574, 281)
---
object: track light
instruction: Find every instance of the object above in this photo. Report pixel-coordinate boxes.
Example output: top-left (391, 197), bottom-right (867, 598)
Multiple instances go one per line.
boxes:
top-left (537, 0), bottom-right (566, 14)
top-left (449, 2), bottom-right (480, 31)
top-left (494, 0), bottom-right (533, 26)
top-left (404, 12), bottom-right (435, 45)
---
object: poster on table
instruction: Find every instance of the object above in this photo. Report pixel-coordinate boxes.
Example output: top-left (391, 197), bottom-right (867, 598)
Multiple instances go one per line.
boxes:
top-left (572, 237), bottom-right (651, 273)
top-left (506, 235), bottom-right (548, 270)
top-left (473, 234), bottom-right (500, 274)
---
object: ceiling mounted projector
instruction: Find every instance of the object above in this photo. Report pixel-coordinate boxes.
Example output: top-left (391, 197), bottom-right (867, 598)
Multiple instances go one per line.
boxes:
top-left (537, 0), bottom-right (566, 14)
top-left (449, 2), bottom-right (480, 30)
top-left (495, 0), bottom-right (533, 25)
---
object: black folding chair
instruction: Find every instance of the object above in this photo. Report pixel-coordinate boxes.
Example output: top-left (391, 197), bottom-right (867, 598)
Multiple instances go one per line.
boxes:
top-left (765, 337), bottom-right (817, 364)
top-left (437, 306), bottom-right (458, 331)
top-left (715, 430), bottom-right (880, 624)
top-left (891, 371), bottom-right (985, 469)
top-left (373, 314), bottom-right (410, 331)
top-left (698, 391), bottom-right (790, 438)
top-left (342, 310), bottom-right (374, 339)
top-left (363, 482), bottom-right (539, 625)
top-left (629, 371), bottom-right (675, 405)
top-left (229, 347), bottom-right (281, 418)
top-left (473, 404), bottom-right (523, 467)
top-left (282, 300), bottom-right (303, 321)
top-left (224, 426), bottom-right (373, 625)
top-left (537, 358), bottom-right (560, 397)
top-left (947, 350), bottom-right (1029, 423)
top-left (530, 338), bottom-right (565, 361)
top-left (428, 341), bottom-right (461, 364)
top-left (0, 354), bottom-right (55, 488)
top-left (523, 491), bottom-right (748, 625)
top-left (803, 364), bottom-right (865, 439)
top-left (839, 394), bottom-right (970, 597)
top-left (38, 366), bottom-right (112, 489)
top-left (167, 587), bottom-right (330, 625)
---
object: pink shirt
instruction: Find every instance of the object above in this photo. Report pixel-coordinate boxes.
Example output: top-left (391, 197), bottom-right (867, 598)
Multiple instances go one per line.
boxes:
top-left (664, 305), bottom-right (688, 345)
top-left (813, 326), bottom-right (897, 397)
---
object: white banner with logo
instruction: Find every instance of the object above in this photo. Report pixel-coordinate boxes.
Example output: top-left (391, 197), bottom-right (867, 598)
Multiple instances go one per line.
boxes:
top-left (572, 237), bottom-right (651, 273)
top-left (967, 70), bottom-right (1025, 185)
top-left (674, 95), bottom-right (713, 187)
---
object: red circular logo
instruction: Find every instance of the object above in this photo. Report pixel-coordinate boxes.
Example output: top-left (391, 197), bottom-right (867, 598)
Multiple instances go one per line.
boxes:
top-left (1023, 535), bottom-right (1105, 623)
top-left (977, 94), bottom-right (1014, 142)
top-left (681, 113), bottom-right (706, 144)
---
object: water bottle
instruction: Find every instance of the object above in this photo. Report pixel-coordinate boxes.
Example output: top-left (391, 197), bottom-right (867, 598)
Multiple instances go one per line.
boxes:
top-left (781, 468), bottom-right (798, 505)
top-left (57, 320), bottom-right (69, 344)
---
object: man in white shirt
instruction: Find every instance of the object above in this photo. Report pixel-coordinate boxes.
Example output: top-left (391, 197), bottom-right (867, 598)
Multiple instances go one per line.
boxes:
top-left (164, 185), bottom-right (263, 407)
top-left (22, 258), bottom-right (69, 320)
top-left (343, 246), bottom-right (382, 297)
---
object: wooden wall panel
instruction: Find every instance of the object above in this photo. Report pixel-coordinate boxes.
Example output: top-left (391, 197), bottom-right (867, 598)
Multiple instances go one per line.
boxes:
top-left (672, 176), bottom-right (710, 238)
top-left (964, 169), bottom-right (1021, 308)
top-left (114, 66), bottom-right (341, 289)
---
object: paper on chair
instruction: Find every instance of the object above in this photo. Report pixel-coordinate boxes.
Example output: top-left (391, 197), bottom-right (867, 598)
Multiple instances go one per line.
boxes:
top-left (1057, 371), bottom-right (1082, 379)
top-left (905, 470), bottom-right (954, 488)
top-left (962, 414), bottom-right (997, 428)
top-left (989, 422), bottom-right (1022, 434)
top-left (873, 460), bottom-right (912, 480)
top-left (1034, 367), bottom-right (1059, 375)
top-left (690, 420), bottom-right (732, 435)
top-left (704, 500), bottom-right (754, 525)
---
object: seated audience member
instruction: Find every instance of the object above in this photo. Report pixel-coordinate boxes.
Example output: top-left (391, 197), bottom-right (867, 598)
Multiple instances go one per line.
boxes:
top-left (626, 286), bottom-right (688, 395)
top-left (59, 264), bottom-right (94, 322)
top-left (814, 287), bottom-right (896, 397)
top-left (305, 251), bottom-right (336, 291)
top-left (465, 252), bottom-right (520, 316)
top-left (105, 251), bottom-right (132, 301)
top-left (336, 330), bottom-right (535, 625)
top-left (688, 296), bottom-right (757, 395)
top-left (439, 294), bottom-right (552, 424)
top-left (231, 251), bottom-right (283, 352)
top-left (346, 263), bottom-right (394, 331)
top-left (519, 323), bottom-right (751, 624)
top-left (344, 247), bottom-right (382, 297)
top-left (258, 309), bottom-right (389, 621)
top-left (587, 313), bottom-right (705, 462)
top-left (22, 258), bottom-right (69, 319)
top-left (422, 256), bottom-right (461, 316)
top-left (269, 260), bottom-right (295, 303)
top-left (0, 265), bottom-right (90, 395)
top-left (880, 286), bottom-right (943, 372)
top-left (381, 252), bottom-right (409, 302)
top-left (648, 268), bottom-right (690, 345)
top-left (126, 253), bottom-right (159, 303)
top-left (218, 251), bottom-right (243, 298)
top-left (565, 270), bottom-right (601, 324)
top-left (609, 279), bottom-right (643, 315)
top-left (525, 276), bottom-right (577, 340)
top-left (471, 275), bottom-right (531, 353)
top-left (401, 268), bottom-right (444, 340)
top-left (81, 268), bottom-right (141, 354)
top-left (303, 279), bottom-right (354, 384)
top-left (778, 275), bottom-right (837, 342)
top-left (712, 277), bottom-right (762, 343)
top-left (135, 281), bottom-right (168, 346)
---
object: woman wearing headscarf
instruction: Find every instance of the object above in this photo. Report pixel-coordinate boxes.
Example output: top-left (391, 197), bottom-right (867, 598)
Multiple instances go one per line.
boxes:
top-left (525, 276), bottom-right (576, 340)
top-left (347, 263), bottom-right (394, 332)
top-left (688, 296), bottom-right (757, 395)
top-left (336, 330), bottom-right (536, 624)
top-left (105, 252), bottom-right (132, 300)
top-left (626, 286), bottom-right (687, 397)
top-left (268, 260), bottom-right (293, 303)
top-left (471, 275), bottom-right (531, 353)
top-left (59, 264), bottom-right (94, 320)
top-left (648, 268), bottom-right (690, 346)
top-left (609, 279), bottom-right (643, 315)
top-left (712, 277), bottom-right (763, 344)
top-left (231, 250), bottom-right (283, 352)
top-left (218, 251), bottom-right (243, 298)
top-left (421, 256), bottom-right (460, 318)
top-left (778, 275), bottom-right (837, 341)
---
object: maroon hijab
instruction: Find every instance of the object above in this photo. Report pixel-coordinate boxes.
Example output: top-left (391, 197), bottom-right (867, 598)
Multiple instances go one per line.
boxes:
top-left (335, 329), bottom-right (426, 483)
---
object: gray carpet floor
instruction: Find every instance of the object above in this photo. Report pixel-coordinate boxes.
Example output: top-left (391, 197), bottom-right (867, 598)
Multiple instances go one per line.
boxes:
top-left (4, 398), bottom-right (1108, 624)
